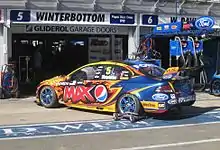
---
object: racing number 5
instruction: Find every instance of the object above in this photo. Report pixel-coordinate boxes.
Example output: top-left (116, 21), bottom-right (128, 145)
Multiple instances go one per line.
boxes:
top-left (106, 67), bottom-right (112, 75)
top-left (17, 12), bottom-right (23, 21)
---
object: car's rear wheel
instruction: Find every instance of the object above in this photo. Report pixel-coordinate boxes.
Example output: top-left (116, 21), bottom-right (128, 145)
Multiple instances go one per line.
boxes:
top-left (211, 79), bottom-right (220, 96)
top-left (116, 94), bottom-right (141, 114)
top-left (39, 86), bottom-right (59, 108)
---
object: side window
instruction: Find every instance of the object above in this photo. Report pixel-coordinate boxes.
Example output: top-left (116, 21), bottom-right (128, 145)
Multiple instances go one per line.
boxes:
top-left (100, 65), bottom-right (132, 80)
top-left (71, 65), bottom-right (99, 81)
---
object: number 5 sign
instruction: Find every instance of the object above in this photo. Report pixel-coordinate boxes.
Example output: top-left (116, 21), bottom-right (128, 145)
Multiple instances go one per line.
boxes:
top-left (141, 14), bottom-right (158, 26)
top-left (10, 10), bottom-right (31, 22)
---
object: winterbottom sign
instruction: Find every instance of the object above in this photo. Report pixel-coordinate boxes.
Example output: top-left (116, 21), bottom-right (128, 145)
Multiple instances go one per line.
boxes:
top-left (9, 9), bottom-right (136, 25)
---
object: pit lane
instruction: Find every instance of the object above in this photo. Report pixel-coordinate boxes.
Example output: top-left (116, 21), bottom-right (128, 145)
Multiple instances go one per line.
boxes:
top-left (0, 93), bottom-right (219, 150)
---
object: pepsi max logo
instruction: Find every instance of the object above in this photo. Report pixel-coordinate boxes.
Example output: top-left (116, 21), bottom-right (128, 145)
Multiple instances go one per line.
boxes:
top-left (152, 93), bottom-right (169, 101)
top-left (195, 16), bottom-right (215, 30)
top-left (94, 85), bottom-right (108, 102)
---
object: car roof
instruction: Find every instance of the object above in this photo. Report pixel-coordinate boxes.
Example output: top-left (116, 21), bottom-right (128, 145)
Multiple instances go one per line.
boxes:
top-left (86, 60), bottom-right (157, 68)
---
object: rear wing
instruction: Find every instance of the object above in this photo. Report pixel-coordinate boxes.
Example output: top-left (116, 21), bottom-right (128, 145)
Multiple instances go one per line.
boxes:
top-left (164, 66), bottom-right (203, 77)
top-left (164, 67), bottom-right (180, 75)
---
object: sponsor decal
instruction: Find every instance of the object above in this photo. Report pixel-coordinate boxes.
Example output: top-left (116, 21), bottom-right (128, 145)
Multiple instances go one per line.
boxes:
top-left (178, 95), bottom-right (195, 103)
top-left (158, 103), bottom-right (165, 108)
top-left (170, 16), bottom-right (197, 23)
top-left (101, 75), bottom-right (117, 80)
top-left (170, 94), bottom-right (176, 99)
top-left (94, 85), bottom-right (108, 102)
top-left (171, 25), bottom-right (177, 29)
top-left (142, 101), bottom-right (159, 109)
top-left (168, 99), bottom-right (177, 105)
top-left (195, 16), bottom-right (215, 30)
top-left (56, 81), bottom-right (77, 86)
top-left (132, 63), bottom-right (156, 69)
top-left (162, 74), bottom-right (173, 80)
top-left (164, 25), bottom-right (169, 30)
top-left (110, 13), bottom-right (135, 24)
top-left (63, 85), bottom-right (108, 103)
top-left (164, 67), bottom-right (179, 74)
top-left (152, 93), bottom-right (169, 101)
top-left (25, 25), bottom-right (118, 34)
top-left (156, 26), bottom-right (162, 30)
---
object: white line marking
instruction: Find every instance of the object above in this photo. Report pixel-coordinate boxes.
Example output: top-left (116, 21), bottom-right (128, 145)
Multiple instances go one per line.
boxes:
top-left (0, 110), bottom-right (219, 128)
top-left (112, 138), bottom-right (220, 150)
top-left (0, 121), bottom-right (219, 141)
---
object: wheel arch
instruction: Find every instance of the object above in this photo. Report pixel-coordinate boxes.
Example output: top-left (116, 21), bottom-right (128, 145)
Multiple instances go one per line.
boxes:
top-left (115, 92), bottom-right (144, 114)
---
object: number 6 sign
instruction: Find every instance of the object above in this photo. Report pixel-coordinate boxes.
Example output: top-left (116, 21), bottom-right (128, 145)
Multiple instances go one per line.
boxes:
top-left (10, 10), bottom-right (31, 22)
top-left (141, 14), bottom-right (158, 26)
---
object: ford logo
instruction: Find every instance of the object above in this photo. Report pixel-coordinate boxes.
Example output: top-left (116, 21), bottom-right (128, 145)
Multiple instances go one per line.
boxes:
top-left (152, 93), bottom-right (169, 101)
top-left (195, 16), bottom-right (215, 30)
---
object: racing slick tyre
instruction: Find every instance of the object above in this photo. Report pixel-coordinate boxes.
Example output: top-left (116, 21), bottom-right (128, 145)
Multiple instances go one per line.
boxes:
top-left (211, 79), bottom-right (220, 96)
top-left (39, 86), bottom-right (59, 108)
top-left (116, 94), bottom-right (141, 114)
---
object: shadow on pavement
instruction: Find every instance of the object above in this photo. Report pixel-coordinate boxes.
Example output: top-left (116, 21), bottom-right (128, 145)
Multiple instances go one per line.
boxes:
top-left (68, 107), bottom-right (113, 116)
top-left (150, 106), bottom-right (220, 121)
top-left (67, 105), bottom-right (220, 122)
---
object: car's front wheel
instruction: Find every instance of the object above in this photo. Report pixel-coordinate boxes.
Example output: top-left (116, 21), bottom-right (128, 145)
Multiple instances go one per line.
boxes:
top-left (39, 86), bottom-right (59, 108)
top-left (211, 79), bottom-right (220, 96)
top-left (116, 94), bottom-right (141, 114)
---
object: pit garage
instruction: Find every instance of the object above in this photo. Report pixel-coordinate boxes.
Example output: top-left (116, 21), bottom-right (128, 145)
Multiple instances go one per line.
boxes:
top-left (6, 10), bottom-right (143, 95)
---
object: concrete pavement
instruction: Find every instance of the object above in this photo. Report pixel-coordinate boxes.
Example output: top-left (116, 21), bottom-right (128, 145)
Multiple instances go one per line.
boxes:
top-left (0, 123), bottom-right (219, 150)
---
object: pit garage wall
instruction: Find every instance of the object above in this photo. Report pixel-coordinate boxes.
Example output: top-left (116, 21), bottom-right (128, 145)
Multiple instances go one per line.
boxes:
top-left (6, 10), bottom-right (149, 62)
top-left (0, 10), bottom-right (7, 68)
top-left (9, 24), bottom-right (131, 62)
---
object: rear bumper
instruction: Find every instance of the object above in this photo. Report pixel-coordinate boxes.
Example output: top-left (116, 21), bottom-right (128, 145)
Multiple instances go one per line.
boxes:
top-left (142, 93), bottom-right (196, 113)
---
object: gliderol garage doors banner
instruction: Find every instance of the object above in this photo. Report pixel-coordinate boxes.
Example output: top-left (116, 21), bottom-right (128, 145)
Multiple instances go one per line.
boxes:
top-left (8, 9), bottom-right (137, 25)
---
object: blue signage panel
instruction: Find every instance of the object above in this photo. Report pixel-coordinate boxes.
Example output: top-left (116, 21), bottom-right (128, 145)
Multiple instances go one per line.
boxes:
top-left (110, 13), bottom-right (135, 24)
top-left (153, 22), bottom-right (182, 34)
top-left (10, 10), bottom-right (31, 22)
top-left (142, 15), bottom-right (158, 26)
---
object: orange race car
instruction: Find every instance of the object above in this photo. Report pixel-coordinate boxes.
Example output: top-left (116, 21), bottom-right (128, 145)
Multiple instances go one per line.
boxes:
top-left (36, 60), bottom-right (196, 114)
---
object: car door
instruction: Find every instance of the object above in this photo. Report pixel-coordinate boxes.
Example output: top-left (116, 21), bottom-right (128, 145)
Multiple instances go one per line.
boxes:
top-left (91, 64), bottom-right (132, 106)
top-left (100, 64), bottom-right (132, 81)
top-left (62, 64), bottom-right (102, 104)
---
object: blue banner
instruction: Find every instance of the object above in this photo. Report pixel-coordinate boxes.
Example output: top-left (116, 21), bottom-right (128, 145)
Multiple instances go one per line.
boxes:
top-left (153, 22), bottom-right (182, 34)
top-left (142, 15), bottom-right (158, 26)
top-left (110, 13), bottom-right (135, 25)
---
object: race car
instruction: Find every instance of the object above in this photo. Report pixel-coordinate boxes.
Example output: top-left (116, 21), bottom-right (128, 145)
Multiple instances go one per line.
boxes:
top-left (35, 60), bottom-right (196, 114)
